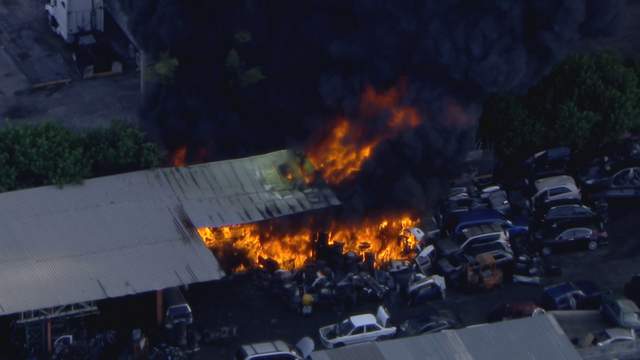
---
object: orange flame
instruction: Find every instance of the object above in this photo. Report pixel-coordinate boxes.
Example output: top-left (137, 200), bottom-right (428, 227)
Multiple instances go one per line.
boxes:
top-left (170, 146), bottom-right (187, 167)
top-left (307, 81), bottom-right (421, 184)
top-left (198, 214), bottom-right (419, 272)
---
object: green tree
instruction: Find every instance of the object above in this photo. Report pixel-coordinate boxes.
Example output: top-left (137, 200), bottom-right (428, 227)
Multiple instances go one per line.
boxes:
top-left (83, 121), bottom-right (163, 176)
top-left (478, 51), bottom-right (640, 161)
top-left (0, 122), bottom-right (163, 192)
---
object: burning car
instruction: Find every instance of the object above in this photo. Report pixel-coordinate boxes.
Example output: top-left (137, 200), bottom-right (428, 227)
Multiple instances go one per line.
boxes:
top-left (318, 306), bottom-right (396, 348)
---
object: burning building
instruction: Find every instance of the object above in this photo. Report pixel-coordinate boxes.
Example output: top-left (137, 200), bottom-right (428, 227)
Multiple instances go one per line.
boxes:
top-left (184, 80), bottom-right (428, 273)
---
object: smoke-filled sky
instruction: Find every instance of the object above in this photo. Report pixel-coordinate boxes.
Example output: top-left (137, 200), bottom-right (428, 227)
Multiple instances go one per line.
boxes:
top-left (127, 0), bottom-right (626, 214)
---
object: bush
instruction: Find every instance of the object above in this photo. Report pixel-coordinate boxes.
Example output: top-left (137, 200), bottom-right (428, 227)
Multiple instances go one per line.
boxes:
top-left (478, 52), bottom-right (640, 161)
top-left (0, 122), bottom-right (163, 192)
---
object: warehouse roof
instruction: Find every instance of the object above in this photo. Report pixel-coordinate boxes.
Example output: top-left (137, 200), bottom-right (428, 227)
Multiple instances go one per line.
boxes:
top-left (310, 315), bottom-right (581, 360)
top-left (0, 150), bottom-right (339, 316)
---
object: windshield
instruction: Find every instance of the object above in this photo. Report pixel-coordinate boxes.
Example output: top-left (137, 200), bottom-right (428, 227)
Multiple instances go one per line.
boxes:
top-left (593, 331), bottom-right (609, 343)
top-left (167, 305), bottom-right (191, 318)
top-left (623, 312), bottom-right (640, 323)
top-left (337, 319), bottom-right (355, 335)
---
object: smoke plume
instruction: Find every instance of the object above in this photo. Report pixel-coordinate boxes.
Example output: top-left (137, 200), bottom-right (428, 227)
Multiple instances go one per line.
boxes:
top-left (124, 0), bottom-right (624, 214)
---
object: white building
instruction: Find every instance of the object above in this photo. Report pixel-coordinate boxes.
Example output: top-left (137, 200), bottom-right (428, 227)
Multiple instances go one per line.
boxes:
top-left (45, 0), bottom-right (104, 43)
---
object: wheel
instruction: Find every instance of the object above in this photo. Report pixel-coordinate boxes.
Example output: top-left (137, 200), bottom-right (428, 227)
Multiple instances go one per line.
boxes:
top-left (588, 240), bottom-right (598, 251)
top-left (542, 247), bottom-right (552, 256)
top-left (334, 343), bottom-right (345, 348)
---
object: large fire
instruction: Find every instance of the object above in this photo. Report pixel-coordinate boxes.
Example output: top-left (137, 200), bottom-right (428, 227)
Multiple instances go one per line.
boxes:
top-left (198, 215), bottom-right (419, 272)
top-left (184, 81), bottom-right (425, 272)
top-left (306, 80), bottom-right (421, 184)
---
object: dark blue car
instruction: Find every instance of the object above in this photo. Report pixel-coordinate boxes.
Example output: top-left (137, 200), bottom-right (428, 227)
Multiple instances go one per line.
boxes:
top-left (541, 281), bottom-right (608, 310)
top-left (443, 208), bottom-right (528, 239)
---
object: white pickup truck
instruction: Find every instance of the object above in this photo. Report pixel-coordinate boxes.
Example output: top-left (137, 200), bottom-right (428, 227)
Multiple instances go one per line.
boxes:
top-left (318, 306), bottom-right (396, 348)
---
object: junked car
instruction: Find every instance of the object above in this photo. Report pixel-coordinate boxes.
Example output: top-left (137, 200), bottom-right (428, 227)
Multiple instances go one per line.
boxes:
top-left (487, 302), bottom-right (546, 322)
top-left (437, 223), bottom-right (514, 265)
top-left (399, 312), bottom-right (459, 336)
top-left (533, 203), bottom-right (604, 231)
top-left (601, 295), bottom-right (640, 329)
top-left (524, 147), bottom-right (572, 182)
top-left (407, 273), bottom-right (446, 305)
top-left (318, 306), bottom-right (396, 348)
top-left (534, 226), bottom-right (608, 255)
top-left (235, 338), bottom-right (314, 360)
top-left (541, 281), bottom-right (608, 310)
top-left (591, 328), bottom-right (636, 347)
top-left (440, 208), bottom-right (528, 239)
top-left (583, 166), bottom-right (640, 199)
top-left (529, 175), bottom-right (582, 211)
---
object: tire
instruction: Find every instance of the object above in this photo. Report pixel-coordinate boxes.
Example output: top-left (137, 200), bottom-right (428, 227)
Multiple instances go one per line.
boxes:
top-left (588, 240), bottom-right (598, 251)
top-left (334, 343), bottom-right (345, 348)
top-left (542, 247), bottom-right (552, 256)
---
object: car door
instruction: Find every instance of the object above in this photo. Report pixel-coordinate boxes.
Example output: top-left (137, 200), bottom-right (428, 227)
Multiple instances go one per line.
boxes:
top-left (365, 324), bottom-right (383, 340)
top-left (556, 229), bottom-right (573, 243)
top-left (346, 326), bottom-right (365, 344)
top-left (612, 169), bottom-right (633, 188)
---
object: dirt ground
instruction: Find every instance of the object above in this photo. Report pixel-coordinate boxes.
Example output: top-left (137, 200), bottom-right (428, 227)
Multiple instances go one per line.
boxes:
top-left (0, 0), bottom-right (140, 130)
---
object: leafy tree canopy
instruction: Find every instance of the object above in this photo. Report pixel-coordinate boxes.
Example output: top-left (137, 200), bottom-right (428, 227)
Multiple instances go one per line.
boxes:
top-left (0, 122), bottom-right (163, 192)
top-left (478, 52), bottom-right (640, 162)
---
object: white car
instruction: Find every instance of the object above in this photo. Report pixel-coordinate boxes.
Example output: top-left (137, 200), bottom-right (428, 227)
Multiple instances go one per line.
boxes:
top-left (593, 328), bottom-right (636, 347)
top-left (529, 175), bottom-right (581, 210)
top-left (318, 306), bottom-right (396, 348)
top-left (235, 338), bottom-right (314, 360)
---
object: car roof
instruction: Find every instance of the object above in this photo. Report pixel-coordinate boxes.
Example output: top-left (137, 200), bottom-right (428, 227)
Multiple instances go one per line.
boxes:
top-left (548, 204), bottom-right (590, 213)
top-left (241, 341), bottom-right (290, 356)
top-left (558, 227), bottom-right (593, 234)
top-left (534, 175), bottom-right (577, 192)
top-left (350, 314), bottom-right (377, 327)
top-left (605, 328), bottom-right (634, 338)
top-left (544, 282), bottom-right (578, 296)
top-left (460, 223), bottom-right (504, 238)
top-left (453, 208), bottom-right (506, 223)
top-left (572, 280), bottom-right (601, 295)
top-left (616, 298), bottom-right (640, 312)
top-left (530, 147), bottom-right (571, 161)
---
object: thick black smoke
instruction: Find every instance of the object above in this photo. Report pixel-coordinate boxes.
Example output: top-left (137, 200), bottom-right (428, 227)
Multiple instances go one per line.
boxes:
top-left (124, 0), bottom-right (624, 215)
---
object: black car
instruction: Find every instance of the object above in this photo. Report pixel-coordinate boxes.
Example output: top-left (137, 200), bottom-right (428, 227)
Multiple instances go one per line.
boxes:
top-left (524, 147), bottom-right (571, 182)
top-left (399, 309), bottom-right (460, 336)
top-left (534, 226), bottom-right (608, 255)
top-left (533, 203), bottom-right (604, 231)
top-left (541, 281), bottom-right (608, 310)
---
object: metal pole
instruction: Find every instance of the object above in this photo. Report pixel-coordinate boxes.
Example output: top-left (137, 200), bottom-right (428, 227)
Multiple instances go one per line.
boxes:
top-left (46, 320), bottom-right (52, 354)
top-left (156, 289), bottom-right (163, 325)
top-left (140, 51), bottom-right (145, 95)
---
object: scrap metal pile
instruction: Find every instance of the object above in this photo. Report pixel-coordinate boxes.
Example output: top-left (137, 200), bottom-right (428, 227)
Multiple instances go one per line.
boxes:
top-left (251, 229), bottom-right (446, 315)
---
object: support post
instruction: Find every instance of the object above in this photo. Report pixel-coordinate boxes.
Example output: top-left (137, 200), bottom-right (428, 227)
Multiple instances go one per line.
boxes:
top-left (46, 320), bottom-right (52, 354)
top-left (156, 289), bottom-right (163, 326)
top-left (140, 51), bottom-right (145, 95)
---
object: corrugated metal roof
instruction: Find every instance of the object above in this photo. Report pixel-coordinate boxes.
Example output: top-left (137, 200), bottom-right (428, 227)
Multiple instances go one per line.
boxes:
top-left (311, 315), bottom-right (581, 360)
top-left (0, 150), bottom-right (339, 316)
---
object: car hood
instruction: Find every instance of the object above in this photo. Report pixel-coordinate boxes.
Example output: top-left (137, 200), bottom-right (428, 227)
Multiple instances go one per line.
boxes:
top-left (319, 325), bottom-right (338, 340)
